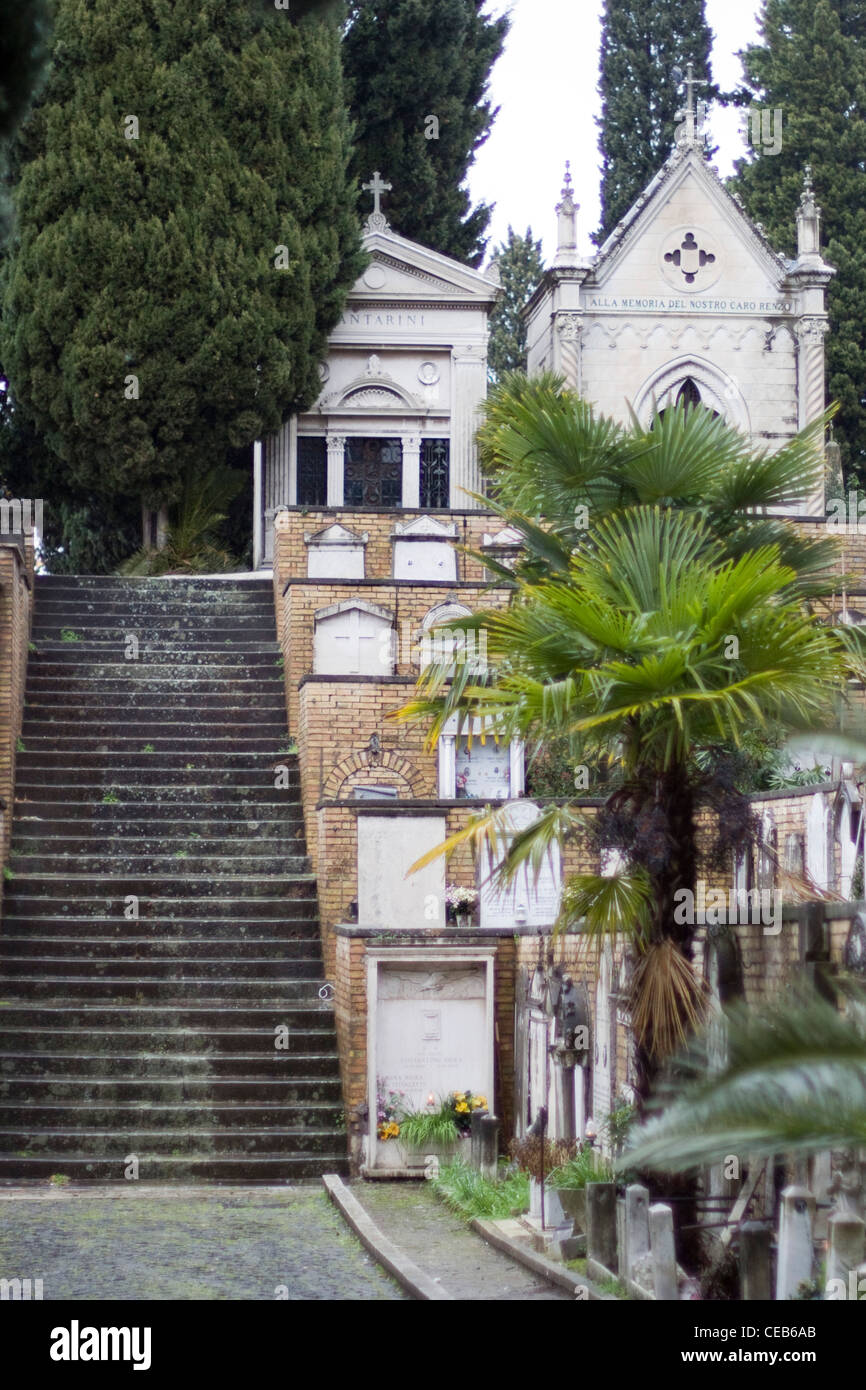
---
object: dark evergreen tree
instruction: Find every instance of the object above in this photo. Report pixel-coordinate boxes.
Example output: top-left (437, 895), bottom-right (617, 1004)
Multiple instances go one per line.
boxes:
top-left (0, 0), bottom-right (365, 556)
top-left (596, 0), bottom-right (714, 242)
top-left (731, 0), bottom-right (866, 484)
top-left (343, 0), bottom-right (509, 265)
top-left (486, 226), bottom-right (544, 379)
top-left (0, 0), bottom-right (50, 145)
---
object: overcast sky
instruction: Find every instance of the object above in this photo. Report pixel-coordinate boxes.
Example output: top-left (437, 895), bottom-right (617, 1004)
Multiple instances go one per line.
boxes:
top-left (467, 0), bottom-right (764, 264)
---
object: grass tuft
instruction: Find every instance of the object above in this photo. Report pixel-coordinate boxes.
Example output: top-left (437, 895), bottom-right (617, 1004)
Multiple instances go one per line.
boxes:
top-left (431, 1156), bottom-right (529, 1222)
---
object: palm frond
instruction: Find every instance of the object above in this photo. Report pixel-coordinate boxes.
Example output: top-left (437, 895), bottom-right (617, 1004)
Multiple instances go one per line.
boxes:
top-left (621, 989), bottom-right (866, 1171)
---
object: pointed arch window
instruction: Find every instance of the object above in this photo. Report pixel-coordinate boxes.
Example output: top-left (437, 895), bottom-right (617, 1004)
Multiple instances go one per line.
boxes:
top-left (676, 377), bottom-right (702, 410)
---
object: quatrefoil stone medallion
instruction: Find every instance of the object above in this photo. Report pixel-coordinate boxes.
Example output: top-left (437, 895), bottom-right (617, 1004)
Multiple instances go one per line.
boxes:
top-left (659, 226), bottom-right (722, 293)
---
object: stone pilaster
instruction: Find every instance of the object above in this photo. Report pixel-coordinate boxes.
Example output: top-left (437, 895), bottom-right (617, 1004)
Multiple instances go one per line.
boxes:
top-left (326, 434), bottom-right (346, 507)
top-left (555, 313), bottom-right (583, 392)
top-left (450, 347), bottom-right (487, 507)
top-left (401, 434), bottom-right (421, 508)
top-left (795, 317), bottom-right (830, 516)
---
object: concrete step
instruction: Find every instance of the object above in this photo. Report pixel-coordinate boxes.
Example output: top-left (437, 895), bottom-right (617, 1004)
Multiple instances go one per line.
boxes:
top-left (0, 1101), bottom-right (344, 1129)
top-left (12, 778), bottom-right (301, 800)
top-left (9, 834), bottom-right (302, 856)
top-left (21, 713), bottom-right (288, 734)
top-left (0, 936), bottom-right (324, 959)
top-left (0, 893), bottom-right (317, 920)
top-left (0, 1003), bottom-right (334, 1028)
top-left (0, 1154), bottom-right (349, 1181)
top-left (16, 747), bottom-right (297, 766)
top-left (0, 977), bottom-right (327, 1001)
top-left (0, 1050), bottom-right (340, 1076)
top-left (0, 1125), bottom-right (342, 1155)
top-left (11, 808), bottom-right (305, 830)
top-left (0, 915), bottom-right (319, 938)
top-left (0, 1075), bottom-right (341, 1101)
top-left (6, 856), bottom-right (309, 877)
top-left (0, 954), bottom-right (324, 980)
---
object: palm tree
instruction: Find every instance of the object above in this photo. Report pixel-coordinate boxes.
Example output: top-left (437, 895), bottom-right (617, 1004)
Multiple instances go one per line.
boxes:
top-left (399, 379), bottom-right (864, 1095)
top-left (621, 987), bottom-right (866, 1172)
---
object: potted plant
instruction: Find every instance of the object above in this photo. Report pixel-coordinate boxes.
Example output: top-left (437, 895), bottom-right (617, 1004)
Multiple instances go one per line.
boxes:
top-left (445, 884), bottom-right (479, 928)
top-left (397, 1089), bottom-right (488, 1168)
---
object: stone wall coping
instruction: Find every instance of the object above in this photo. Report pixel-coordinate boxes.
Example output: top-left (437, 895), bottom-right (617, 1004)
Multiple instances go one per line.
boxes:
top-left (316, 795), bottom-right (603, 813)
top-left (749, 780), bottom-right (838, 801)
top-left (279, 506), bottom-right (500, 518)
top-left (284, 576), bottom-right (509, 596)
top-left (334, 924), bottom-right (549, 940)
top-left (334, 899), bottom-right (864, 939)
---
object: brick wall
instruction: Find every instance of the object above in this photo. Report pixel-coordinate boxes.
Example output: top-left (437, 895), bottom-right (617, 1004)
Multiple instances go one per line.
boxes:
top-left (0, 538), bottom-right (34, 920)
top-left (273, 506), bottom-right (507, 586)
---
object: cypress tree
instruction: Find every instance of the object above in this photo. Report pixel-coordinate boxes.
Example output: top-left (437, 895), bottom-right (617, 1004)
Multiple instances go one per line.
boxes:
top-left (486, 226), bottom-right (544, 380)
top-left (343, 0), bottom-right (509, 266)
top-left (731, 0), bottom-right (866, 484)
top-left (596, 0), bottom-right (714, 242)
top-left (0, 0), bottom-right (365, 549)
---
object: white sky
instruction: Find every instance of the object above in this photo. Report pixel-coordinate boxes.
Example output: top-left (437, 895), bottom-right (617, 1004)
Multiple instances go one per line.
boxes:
top-left (467, 0), bottom-right (764, 264)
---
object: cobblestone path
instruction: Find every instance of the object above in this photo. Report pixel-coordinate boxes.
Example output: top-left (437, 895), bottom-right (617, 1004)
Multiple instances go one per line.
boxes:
top-left (353, 1180), bottom-right (572, 1300)
top-left (0, 1185), bottom-right (406, 1300)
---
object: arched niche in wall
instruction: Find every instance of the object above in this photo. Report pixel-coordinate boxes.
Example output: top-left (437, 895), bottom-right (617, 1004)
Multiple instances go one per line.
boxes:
top-left (633, 354), bottom-right (751, 435)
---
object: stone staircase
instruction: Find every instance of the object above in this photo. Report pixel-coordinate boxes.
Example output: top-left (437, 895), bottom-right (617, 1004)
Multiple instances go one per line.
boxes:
top-left (0, 575), bottom-right (347, 1181)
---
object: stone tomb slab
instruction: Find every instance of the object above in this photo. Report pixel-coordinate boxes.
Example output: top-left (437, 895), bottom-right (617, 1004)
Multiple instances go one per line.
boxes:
top-left (357, 813), bottom-right (446, 928)
top-left (366, 948), bottom-right (496, 1172)
top-left (479, 800), bottom-right (562, 929)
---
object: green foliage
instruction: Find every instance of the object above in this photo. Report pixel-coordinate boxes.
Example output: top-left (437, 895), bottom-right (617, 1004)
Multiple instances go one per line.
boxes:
top-left (0, 0), bottom-right (51, 237)
top-left (15, 737), bottom-right (24, 753)
top-left (402, 380), bottom-right (859, 1069)
top-left (622, 986), bottom-right (866, 1172)
top-left (487, 227), bottom-right (545, 379)
top-left (547, 1146), bottom-right (614, 1190)
top-left (101, 791), bottom-right (119, 804)
top-left (47, 1173), bottom-right (71, 1186)
top-left (59, 628), bottom-right (80, 642)
top-left (119, 466), bottom-right (243, 576)
top-left (596, 0), bottom-right (714, 241)
top-left (398, 1106), bottom-right (459, 1149)
top-left (1, 0), bottom-right (365, 527)
top-left (731, 0), bottom-right (866, 483)
top-left (343, 0), bottom-right (509, 265)
top-left (432, 1156), bottom-right (529, 1221)
top-left (2, 866), bottom-right (13, 881)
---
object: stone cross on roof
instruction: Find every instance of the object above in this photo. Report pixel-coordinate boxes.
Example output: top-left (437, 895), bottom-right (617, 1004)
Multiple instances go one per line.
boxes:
top-left (674, 61), bottom-right (708, 151)
top-left (362, 171), bottom-right (392, 233)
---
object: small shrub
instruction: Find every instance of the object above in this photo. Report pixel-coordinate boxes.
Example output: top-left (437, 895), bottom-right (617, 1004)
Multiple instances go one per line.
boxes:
top-left (547, 1146), bottom-right (613, 1190)
top-left (48, 1174), bottom-right (71, 1186)
top-left (60, 628), bottom-right (81, 642)
top-left (508, 1133), bottom-right (578, 1181)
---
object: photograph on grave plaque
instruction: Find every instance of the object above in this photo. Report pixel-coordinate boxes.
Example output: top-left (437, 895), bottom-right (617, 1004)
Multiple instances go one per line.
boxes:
top-left (455, 735), bottom-right (511, 800)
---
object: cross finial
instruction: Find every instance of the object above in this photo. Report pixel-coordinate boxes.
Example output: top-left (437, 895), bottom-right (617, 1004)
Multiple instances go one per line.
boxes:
top-left (363, 170), bottom-right (392, 219)
top-left (674, 60), bottom-right (707, 150)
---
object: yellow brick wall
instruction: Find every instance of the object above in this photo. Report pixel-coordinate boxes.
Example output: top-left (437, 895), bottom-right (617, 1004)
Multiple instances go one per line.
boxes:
top-left (0, 541), bottom-right (34, 921)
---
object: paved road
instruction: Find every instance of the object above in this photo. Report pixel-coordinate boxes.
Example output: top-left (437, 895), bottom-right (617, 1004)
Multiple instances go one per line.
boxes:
top-left (353, 1180), bottom-right (572, 1300)
top-left (0, 1185), bottom-right (406, 1301)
